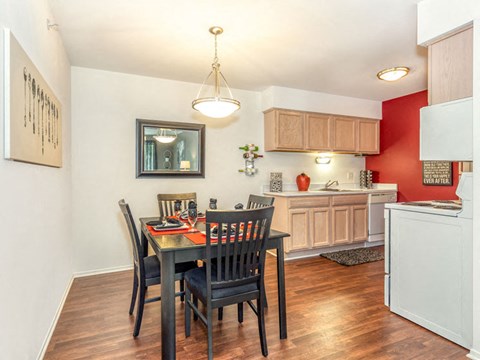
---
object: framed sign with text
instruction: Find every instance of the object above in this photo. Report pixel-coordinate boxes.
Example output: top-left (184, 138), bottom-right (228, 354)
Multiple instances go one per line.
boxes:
top-left (422, 161), bottom-right (453, 186)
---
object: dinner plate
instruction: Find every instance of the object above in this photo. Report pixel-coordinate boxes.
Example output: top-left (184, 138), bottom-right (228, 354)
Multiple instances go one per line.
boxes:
top-left (153, 223), bottom-right (188, 231)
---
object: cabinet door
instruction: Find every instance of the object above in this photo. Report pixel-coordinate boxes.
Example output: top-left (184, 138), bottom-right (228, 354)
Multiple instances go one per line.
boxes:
top-left (352, 205), bottom-right (368, 242)
top-left (305, 114), bottom-right (331, 151)
top-left (428, 27), bottom-right (473, 105)
top-left (288, 208), bottom-right (310, 251)
top-left (311, 207), bottom-right (330, 247)
top-left (331, 206), bottom-right (350, 245)
top-left (332, 117), bottom-right (356, 152)
top-left (276, 110), bottom-right (304, 150)
top-left (357, 119), bottom-right (379, 154)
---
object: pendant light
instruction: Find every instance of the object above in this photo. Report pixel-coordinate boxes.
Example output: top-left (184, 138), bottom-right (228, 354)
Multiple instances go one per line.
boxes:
top-left (153, 128), bottom-right (177, 143)
top-left (192, 26), bottom-right (240, 118)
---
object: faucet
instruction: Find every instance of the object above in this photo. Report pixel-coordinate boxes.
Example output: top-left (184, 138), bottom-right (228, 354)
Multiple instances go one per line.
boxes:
top-left (325, 180), bottom-right (339, 189)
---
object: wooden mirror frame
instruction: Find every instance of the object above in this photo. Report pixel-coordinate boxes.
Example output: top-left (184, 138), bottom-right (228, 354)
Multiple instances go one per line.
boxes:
top-left (136, 119), bottom-right (205, 178)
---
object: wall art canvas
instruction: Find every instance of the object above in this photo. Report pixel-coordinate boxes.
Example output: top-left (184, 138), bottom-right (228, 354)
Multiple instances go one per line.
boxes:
top-left (3, 28), bottom-right (62, 167)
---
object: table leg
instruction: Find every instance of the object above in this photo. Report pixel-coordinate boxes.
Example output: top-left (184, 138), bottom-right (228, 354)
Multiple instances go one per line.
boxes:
top-left (161, 251), bottom-right (176, 360)
top-left (276, 237), bottom-right (287, 339)
top-left (141, 231), bottom-right (148, 258)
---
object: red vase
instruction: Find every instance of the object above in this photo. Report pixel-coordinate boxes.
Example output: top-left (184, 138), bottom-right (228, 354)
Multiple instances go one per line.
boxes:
top-left (296, 173), bottom-right (310, 191)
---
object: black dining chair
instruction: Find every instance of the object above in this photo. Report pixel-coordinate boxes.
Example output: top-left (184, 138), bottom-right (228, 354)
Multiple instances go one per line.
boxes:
top-left (218, 194), bottom-right (275, 321)
top-left (247, 194), bottom-right (275, 209)
top-left (157, 192), bottom-right (197, 218)
top-left (118, 199), bottom-right (197, 337)
top-left (184, 206), bottom-right (274, 359)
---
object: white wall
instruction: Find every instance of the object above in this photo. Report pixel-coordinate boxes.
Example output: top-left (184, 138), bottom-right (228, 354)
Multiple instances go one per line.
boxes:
top-left (261, 86), bottom-right (382, 119)
top-left (417, 0), bottom-right (480, 45)
top-left (0, 0), bottom-right (72, 359)
top-left (71, 67), bottom-right (368, 273)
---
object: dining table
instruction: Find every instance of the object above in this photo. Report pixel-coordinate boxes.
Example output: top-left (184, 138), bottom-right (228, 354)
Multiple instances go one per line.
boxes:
top-left (140, 216), bottom-right (289, 360)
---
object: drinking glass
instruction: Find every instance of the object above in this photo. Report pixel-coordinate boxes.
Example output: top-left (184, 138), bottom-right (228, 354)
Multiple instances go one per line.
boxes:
top-left (188, 207), bottom-right (198, 232)
top-left (174, 200), bottom-right (182, 219)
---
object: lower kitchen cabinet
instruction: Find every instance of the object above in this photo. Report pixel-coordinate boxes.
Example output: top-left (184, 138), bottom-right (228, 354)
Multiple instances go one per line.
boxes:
top-left (331, 206), bottom-right (350, 245)
top-left (288, 208), bottom-right (310, 251)
top-left (311, 207), bottom-right (330, 247)
top-left (271, 194), bottom-right (368, 254)
top-left (352, 205), bottom-right (368, 241)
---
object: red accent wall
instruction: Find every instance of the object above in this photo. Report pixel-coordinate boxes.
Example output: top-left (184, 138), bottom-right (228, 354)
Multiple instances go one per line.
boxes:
top-left (366, 90), bottom-right (459, 202)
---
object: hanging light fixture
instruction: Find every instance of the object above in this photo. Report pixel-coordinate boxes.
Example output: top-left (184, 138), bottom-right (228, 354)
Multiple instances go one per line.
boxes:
top-left (153, 128), bottom-right (177, 143)
top-left (192, 26), bottom-right (240, 118)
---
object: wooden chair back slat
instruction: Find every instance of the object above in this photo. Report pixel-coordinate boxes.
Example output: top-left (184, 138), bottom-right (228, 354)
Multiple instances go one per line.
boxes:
top-left (247, 194), bottom-right (275, 209)
top-left (157, 193), bottom-right (197, 218)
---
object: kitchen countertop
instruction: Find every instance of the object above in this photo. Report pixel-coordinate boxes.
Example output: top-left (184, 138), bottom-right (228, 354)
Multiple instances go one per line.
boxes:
top-left (264, 188), bottom-right (397, 197)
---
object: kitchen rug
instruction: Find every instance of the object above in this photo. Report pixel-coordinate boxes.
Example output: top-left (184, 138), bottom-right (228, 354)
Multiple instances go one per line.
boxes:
top-left (320, 248), bottom-right (384, 266)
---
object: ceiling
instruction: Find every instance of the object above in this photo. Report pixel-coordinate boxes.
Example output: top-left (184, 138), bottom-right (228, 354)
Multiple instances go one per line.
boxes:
top-left (47, 0), bottom-right (427, 102)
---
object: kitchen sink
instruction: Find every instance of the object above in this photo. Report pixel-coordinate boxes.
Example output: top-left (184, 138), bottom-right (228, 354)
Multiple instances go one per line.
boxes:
top-left (315, 188), bottom-right (356, 192)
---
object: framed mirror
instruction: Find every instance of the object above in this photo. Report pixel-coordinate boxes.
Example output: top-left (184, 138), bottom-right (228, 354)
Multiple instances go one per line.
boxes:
top-left (136, 119), bottom-right (205, 177)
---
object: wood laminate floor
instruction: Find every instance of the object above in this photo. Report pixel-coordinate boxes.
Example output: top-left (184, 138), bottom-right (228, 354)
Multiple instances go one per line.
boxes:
top-left (45, 253), bottom-right (469, 359)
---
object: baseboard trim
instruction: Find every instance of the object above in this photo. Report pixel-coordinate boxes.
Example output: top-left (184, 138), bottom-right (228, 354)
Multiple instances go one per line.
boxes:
top-left (468, 349), bottom-right (480, 360)
top-left (37, 275), bottom-right (74, 360)
top-left (73, 264), bottom-right (133, 278)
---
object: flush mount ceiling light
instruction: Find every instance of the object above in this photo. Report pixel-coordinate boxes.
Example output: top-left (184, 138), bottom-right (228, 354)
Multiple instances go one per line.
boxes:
top-left (192, 26), bottom-right (240, 118)
top-left (153, 128), bottom-right (177, 143)
top-left (376, 67), bottom-right (410, 81)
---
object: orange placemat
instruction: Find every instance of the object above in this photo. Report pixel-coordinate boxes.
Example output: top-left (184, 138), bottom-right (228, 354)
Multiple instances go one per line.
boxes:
top-left (147, 225), bottom-right (196, 236)
top-left (184, 232), bottom-right (225, 244)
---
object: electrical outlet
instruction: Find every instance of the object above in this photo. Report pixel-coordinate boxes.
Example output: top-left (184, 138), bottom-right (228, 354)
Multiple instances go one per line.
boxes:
top-left (347, 172), bottom-right (354, 180)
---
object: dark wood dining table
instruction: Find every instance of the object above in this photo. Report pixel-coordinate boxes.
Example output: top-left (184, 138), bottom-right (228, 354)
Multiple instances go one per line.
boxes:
top-left (140, 217), bottom-right (289, 360)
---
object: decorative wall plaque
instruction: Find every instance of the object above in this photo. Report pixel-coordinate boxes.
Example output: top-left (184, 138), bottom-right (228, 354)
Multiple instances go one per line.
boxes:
top-left (3, 28), bottom-right (62, 167)
top-left (422, 161), bottom-right (453, 186)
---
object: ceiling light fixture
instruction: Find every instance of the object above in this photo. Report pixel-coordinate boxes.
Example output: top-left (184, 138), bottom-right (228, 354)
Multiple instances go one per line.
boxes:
top-left (153, 128), bottom-right (177, 144)
top-left (376, 67), bottom-right (410, 81)
top-left (192, 26), bottom-right (240, 118)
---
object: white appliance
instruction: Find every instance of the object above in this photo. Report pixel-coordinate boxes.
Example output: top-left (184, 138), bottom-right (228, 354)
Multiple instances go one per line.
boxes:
top-left (420, 97), bottom-right (473, 161)
top-left (384, 173), bottom-right (473, 348)
top-left (367, 192), bottom-right (397, 243)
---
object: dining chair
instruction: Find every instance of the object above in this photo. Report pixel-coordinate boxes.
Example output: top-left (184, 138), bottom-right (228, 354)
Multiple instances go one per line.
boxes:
top-left (218, 194), bottom-right (275, 321)
top-left (118, 199), bottom-right (197, 337)
top-left (184, 206), bottom-right (274, 359)
top-left (157, 192), bottom-right (197, 218)
top-left (247, 194), bottom-right (275, 209)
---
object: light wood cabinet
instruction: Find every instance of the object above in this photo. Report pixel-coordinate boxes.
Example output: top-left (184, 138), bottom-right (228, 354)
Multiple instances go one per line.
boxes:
top-left (288, 208), bottom-right (310, 251)
top-left (357, 119), bottom-right (380, 154)
top-left (311, 207), bottom-right (330, 247)
top-left (264, 109), bottom-right (304, 151)
top-left (264, 108), bottom-right (379, 154)
top-left (305, 114), bottom-right (331, 151)
top-left (270, 194), bottom-right (367, 254)
top-left (331, 206), bottom-right (350, 245)
top-left (352, 205), bottom-right (368, 242)
top-left (331, 194), bottom-right (369, 246)
top-left (428, 27), bottom-right (473, 105)
top-left (332, 117), bottom-right (356, 152)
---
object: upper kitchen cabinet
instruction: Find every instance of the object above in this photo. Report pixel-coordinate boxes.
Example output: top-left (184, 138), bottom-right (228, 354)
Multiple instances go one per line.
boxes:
top-left (332, 117), bottom-right (356, 152)
top-left (305, 113), bottom-right (332, 151)
top-left (357, 119), bottom-right (380, 154)
top-left (264, 108), bottom-right (380, 154)
top-left (428, 27), bottom-right (473, 105)
top-left (264, 109), bottom-right (304, 151)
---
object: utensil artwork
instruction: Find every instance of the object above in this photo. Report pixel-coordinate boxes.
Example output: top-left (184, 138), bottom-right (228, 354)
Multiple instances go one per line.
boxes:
top-left (19, 67), bottom-right (61, 157)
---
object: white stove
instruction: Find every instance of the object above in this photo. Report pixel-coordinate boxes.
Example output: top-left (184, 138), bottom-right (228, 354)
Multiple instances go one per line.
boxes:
top-left (383, 173), bottom-right (473, 348)
top-left (387, 199), bottom-right (462, 217)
